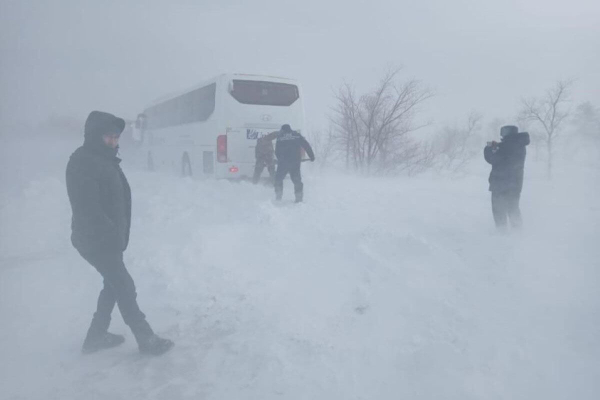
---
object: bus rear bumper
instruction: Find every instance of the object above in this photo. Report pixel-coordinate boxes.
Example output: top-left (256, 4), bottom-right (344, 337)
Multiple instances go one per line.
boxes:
top-left (216, 162), bottom-right (255, 179)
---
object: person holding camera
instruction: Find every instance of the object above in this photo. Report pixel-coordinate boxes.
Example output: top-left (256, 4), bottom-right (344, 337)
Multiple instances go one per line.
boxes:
top-left (484, 125), bottom-right (530, 230)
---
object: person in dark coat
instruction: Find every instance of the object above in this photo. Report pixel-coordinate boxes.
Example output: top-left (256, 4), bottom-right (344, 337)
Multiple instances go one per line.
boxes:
top-left (66, 111), bottom-right (173, 355)
top-left (273, 124), bottom-right (315, 202)
top-left (252, 131), bottom-right (278, 184)
top-left (484, 125), bottom-right (530, 230)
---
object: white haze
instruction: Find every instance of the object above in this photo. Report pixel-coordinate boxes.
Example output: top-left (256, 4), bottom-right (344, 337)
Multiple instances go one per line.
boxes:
top-left (1, 0), bottom-right (599, 129)
top-left (1, 1), bottom-right (600, 399)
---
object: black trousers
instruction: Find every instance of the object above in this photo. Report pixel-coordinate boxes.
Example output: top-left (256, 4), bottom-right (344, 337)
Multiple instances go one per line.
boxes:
top-left (252, 158), bottom-right (276, 184)
top-left (491, 190), bottom-right (522, 229)
top-left (79, 250), bottom-right (154, 343)
top-left (274, 162), bottom-right (303, 199)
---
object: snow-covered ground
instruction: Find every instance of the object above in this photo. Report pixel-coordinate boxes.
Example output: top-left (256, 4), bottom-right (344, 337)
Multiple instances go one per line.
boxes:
top-left (1, 138), bottom-right (599, 399)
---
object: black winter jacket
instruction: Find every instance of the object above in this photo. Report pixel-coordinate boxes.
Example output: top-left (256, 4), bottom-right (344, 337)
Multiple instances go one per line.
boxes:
top-left (484, 132), bottom-right (530, 193)
top-left (66, 111), bottom-right (130, 254)
top-left (275, 130), bottom-right (315, 165)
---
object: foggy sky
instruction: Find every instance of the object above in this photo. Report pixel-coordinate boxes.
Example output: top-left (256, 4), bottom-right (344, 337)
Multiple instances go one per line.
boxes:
top-left (1, 0), bottom-right (599, 133)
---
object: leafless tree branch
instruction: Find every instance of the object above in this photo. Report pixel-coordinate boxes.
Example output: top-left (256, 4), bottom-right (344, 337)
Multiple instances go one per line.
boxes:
top-left (329, 68), bottom-right (432, 174)
top-left (519, 79), bottom-right (573, 177)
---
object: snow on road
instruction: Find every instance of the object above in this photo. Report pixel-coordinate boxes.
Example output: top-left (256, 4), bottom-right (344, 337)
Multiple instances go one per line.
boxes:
top-left (1, 140), bottom-right (599, 399)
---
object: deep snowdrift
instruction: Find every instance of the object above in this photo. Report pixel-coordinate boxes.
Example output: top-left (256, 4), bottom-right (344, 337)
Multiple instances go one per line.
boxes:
top-left (1, 138), bottom-right (599, 399)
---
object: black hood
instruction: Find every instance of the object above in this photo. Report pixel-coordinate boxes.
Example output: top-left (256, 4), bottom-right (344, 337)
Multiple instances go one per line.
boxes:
top-left (502, 131), bottom-right (530, 146)
top-left (82, 111), bottom-right (125, 156)
top-left (84, 111), bottom-right (125, 141)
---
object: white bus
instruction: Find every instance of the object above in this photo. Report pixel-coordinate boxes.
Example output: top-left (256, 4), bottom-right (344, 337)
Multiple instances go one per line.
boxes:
top-left (137, 74), bottom-right (305, 179)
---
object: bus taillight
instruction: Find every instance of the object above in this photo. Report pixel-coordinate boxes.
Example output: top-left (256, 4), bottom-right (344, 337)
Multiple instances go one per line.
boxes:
top-left (217, 135), bottom-right (227, 162)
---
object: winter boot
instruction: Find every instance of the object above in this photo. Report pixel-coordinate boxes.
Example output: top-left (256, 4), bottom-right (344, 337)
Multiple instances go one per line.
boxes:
top-left (82, 332), bottom-right (125, 354)
top-left (138, 334), bottom-right (174, 356)
top-left (294, 191), bottom-right (303, 203)
top-left (275, 190), bottom-right (283, 201)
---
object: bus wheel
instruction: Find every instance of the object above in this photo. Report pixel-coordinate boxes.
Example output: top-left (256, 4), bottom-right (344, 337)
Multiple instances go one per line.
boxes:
top-left (147, 152), bottom-right (155, 171)
top-left (182, 153), bottom-right (193, 177)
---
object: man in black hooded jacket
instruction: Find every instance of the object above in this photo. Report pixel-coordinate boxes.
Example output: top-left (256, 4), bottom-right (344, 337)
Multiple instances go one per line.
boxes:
top-left (66, 111), bottom-right (173, 355)
top-left (273, 124), bottom-right (315, 202)
top-left (484, 125), bottom-right (530, 230)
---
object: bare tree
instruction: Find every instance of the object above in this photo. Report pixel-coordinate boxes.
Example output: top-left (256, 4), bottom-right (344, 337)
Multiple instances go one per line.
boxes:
top-left (433, 111), bottom-right (482, 174)
top-left (566, 101), bottom-right (600, 165)
top-left (571, 101), bottom-right (600, 143)
top-left (519, 80), bottom-right (573, 177)
top-left (305, 126), bottom-right (336, 170)
top-left (330, 68), bottom-right (432, 174)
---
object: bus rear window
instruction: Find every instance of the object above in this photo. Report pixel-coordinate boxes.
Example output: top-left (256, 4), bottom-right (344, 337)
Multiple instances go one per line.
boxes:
top-left (230, 80), bottom-right (299, 106)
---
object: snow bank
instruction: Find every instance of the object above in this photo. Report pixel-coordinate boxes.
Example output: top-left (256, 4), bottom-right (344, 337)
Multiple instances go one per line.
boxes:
top-left (1, 144), bottom-right (599, 399)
